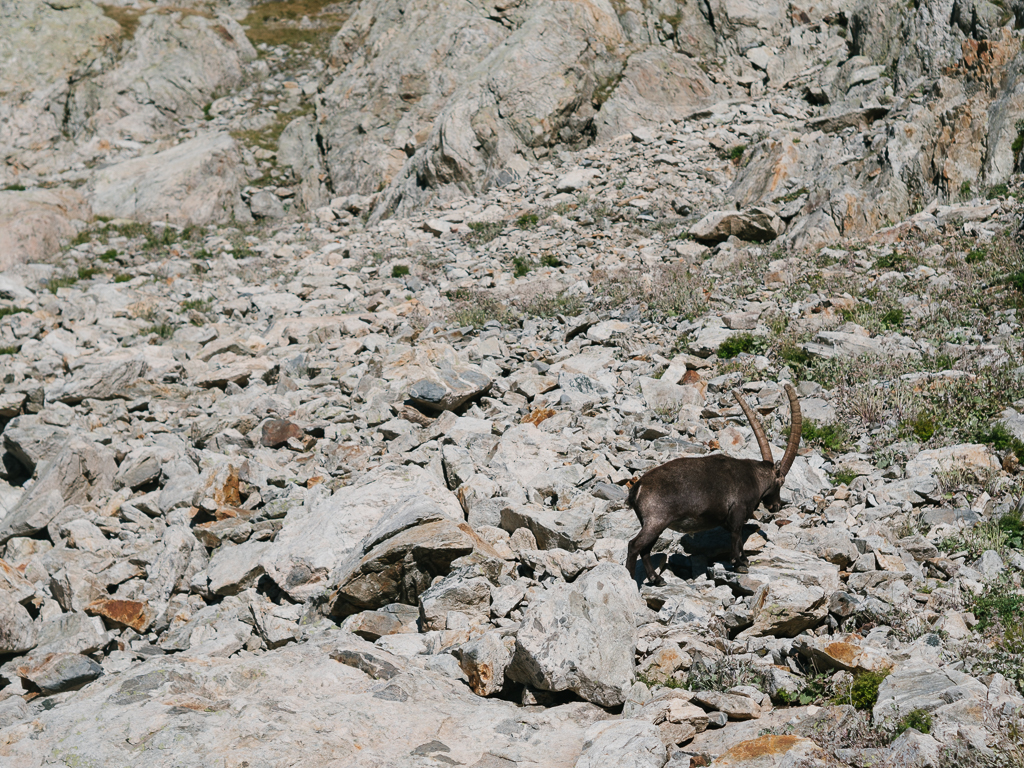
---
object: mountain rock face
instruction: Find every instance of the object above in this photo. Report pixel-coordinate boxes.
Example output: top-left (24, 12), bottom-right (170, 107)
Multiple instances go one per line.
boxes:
top-left (1, 1), bottom-right (1023, 767)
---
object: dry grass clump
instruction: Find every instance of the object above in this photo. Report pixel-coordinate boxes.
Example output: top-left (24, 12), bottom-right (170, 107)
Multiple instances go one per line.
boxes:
top-left (593, 262), bottom-right (708, 321)
top-left (243, 0), bottom-right (349, 48)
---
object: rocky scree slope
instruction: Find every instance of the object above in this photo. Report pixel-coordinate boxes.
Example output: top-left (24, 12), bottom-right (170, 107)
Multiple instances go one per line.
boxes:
top-left (9, 0), bottom-right (1024, 264)
top-left (0, 110), bottom-right (1023, 766)
top-left (0, 0), bottom-right (1023, 767)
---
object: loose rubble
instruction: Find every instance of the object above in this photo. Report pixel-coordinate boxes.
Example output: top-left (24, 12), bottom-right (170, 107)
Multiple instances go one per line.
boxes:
top-left (1, 0), bottom-right (1024, 767)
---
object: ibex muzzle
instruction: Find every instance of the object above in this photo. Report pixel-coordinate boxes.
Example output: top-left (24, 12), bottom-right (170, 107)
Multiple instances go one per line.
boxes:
top-left (626, 384), bottom-right (802, 585)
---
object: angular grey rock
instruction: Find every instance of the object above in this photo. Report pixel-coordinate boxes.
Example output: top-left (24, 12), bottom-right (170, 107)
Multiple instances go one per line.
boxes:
top-left (263, 464), bottom-right (464, 601)
top-left (574, 719), bottom-right (667, 768)
top-left (689, 207), bottom-right (783, 243)
top-left (2, 417), bottom-right (68, 475)
top-left (418, 569), bottom-right (492, 631)
top-left (49, 358), bottom-right (148, 404)
top-left (33, 612), bottom-right (109, 657)
top-left (206, 540), bottom-right (272, 596)
top-left (14, 652), bottom-right (103, 693)
top-left (0, 439), bottom-right (117, 544)
top-left (88, 133), bottom-right (249, 226)
top-left (457, 631), bottom-right (514, 697)
top-left (873, 665), bottom-right (987, 724)
top-left (408, 367), bottom-right (492, 412)
top-left (249, 190), bottom-right (286, 220)
top-left (500, 503), bottom-right (595, 552)
top-left (0, 589), bottom-right (37, 653)
top-left (689, 691), bottom-right (762, 721)
top-left (508, 563), bottom-right (642, 706)
top-left (329, 519), bottom-right (502, 619)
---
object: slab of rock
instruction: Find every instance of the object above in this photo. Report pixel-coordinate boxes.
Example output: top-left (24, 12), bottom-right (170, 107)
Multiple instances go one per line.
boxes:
top-left (329, 520), bottom-right (501, 619)
top-left (2, 634), bottom-right (607, 765)
top-left (689, 207), bottom-right (783, 243)
top-left (712, 735), bottom-right (832, 767)
top-left (0, 439), bottom-right (117, 544)
top-left (33, 612), bottom-right (108, 656)
top-left (690, 691), bottom-right (762, 721)
top-left (408, 366), bottom-right (492, 412)
top-left (0, 188), bottom-right (91, 268)
top-left (418, 569), bottom-right (492, 630)
top-left (791, 633), bottom-right (892, 674)
top-left (574, 719), bottom-right (666, 768)
top-left (88, 132), bottom-right (248, 226)
top-left (904, 444), bottom-right (1000, 477)
top-left (49, 358), bottom-right (148, 404)
top-left (86, 598), bottom-right (155, 633)
top-left (500, 503), bottom-right (595, 551)
top-left (341, 606), bottom-right (419, 642)
top-left (263, 464), bottom-right (464, 601)
top-left (873, 665), bottom-right (988, 723)
top-left (507, 563), bottom-right (642, 707)
top-left (205, 540), bottom-right (272, 596)
top-left (736, 546), bottom-right (839, 638)
top-left (13, 652), bottom-right (104, 693)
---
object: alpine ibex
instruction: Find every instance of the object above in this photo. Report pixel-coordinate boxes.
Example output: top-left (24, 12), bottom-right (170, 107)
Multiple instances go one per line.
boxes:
top-left (626, 384), bottom-right (802, 585)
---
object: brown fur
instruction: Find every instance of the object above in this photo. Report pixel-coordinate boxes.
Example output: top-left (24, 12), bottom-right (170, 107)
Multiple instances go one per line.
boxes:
top-left (625, 384), bottom-right (801, 585)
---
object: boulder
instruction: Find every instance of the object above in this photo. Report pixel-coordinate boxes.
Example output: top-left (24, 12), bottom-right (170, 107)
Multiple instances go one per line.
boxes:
top-left (329, 519), bottom-right (502, 619)
top-left (11, 652), bottom-right (103, 693)
top-left (574, 719), bottom-right (666, 768)
top-left (0, 189), bottom-right (91, 268)
top-left (262, 464), bottom-right (464, 601)
top-left (0, 439), bottom-right (117, 545)
top-left (457, 631), bottom-right (514, 697)
top-left (507, 563), bottom-right (643, 706)
top-left (88, 133), bottom-right (249, 226)
top-left (0, 589), bottom-right (37, 654)
top-left (690, 208), bottom-right (783, 243)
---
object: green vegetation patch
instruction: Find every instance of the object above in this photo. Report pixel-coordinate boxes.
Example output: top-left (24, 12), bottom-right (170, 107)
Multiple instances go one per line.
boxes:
top-left (800, 419), bottom-right (848, 452)
top-left (465, 221), bottom-right (505, 245)
top-left (850, 670), bottom-right (890, 711)
top-left (895, 709), bottom-right (932, 735)
top-left (716, 332), bottom-right (766, 359)
top-left (243, 0), bottom-right (349, 48)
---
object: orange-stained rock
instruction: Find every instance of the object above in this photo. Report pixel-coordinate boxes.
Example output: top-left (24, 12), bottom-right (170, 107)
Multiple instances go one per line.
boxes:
top-left (715, 735), bottom-right (829, 766)
top-left (521, 408), bottom-right (556, 426)
top-left (86, 598), bottom-right (154, 632)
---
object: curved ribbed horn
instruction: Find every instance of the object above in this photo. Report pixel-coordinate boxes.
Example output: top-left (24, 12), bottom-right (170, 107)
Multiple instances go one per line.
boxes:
top-left (778, 383), bottom-right (802, 478)
top-left (733, 388), bottom-right (773, 463)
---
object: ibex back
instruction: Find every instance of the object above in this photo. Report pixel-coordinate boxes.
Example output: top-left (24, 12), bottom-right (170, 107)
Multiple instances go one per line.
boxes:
top-left (626, 384), bottom-right (801, 585)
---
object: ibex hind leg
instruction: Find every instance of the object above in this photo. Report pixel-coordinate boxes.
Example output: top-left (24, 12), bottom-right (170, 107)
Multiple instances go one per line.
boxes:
top-left (627, 525), bottom-right (667, 586)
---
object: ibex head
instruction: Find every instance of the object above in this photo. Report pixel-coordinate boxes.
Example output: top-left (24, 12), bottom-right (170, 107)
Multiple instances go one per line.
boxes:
top-left (732, 383), bottom-right (802, 514)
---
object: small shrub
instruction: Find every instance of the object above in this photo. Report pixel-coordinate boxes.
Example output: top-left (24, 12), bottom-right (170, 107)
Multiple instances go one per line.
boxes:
top-left (515, 213), bottom-right (539, 229)
top-left (465, 220), bottom-right (504, 244)
top-left (181, 297), bottom-right (213, 312)
top-left (540, 253), bottom-right (563, 268)
top-left (716, 332), bottom-right (765, 359)
top-left (77, 266), bottom-right (101, 281)
top-left (850, 670), bottom-right (890, 711)
top-left (391, 264), bottom-right (410, 278)
top-left (113, 274), bottom-right (132, 283)
top-left (0, 307), bottom-right (29, 319)
top-left (0, 345), bottom-right (19, 355)
top-left (960, 180), bottom-right (972, 199)
top-left (3, 183), bottom-right (26, 192)
top-left (896, 709), bottom-right (933, 735)
top-left (512, 256), bottom-right (535, 278)
top-left (905, 412), bottom-right (936, 442)
top-left (880, 307), bottom-right (905, 330)
top-left (833, 469), bottom-right (859, 486)
top-left (47, 275), bottom-right (79, 294)
top-left (970, 581), bottom-right (1024, 631)
top-left (987, 183), bottom-right (1009, 200)
top-left (800, 419), bottom-right (848, 452)
top-left (975, 423), bottom-right (1024, 465)
top-left (966, 249), bottom-right (987, 264)
top-left (99, 249), bottom-right (118, 262)
top-left (142, 324), bottom-right (175, 339)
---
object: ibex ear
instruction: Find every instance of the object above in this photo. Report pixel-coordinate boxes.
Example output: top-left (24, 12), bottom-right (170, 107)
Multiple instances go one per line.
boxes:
top-left (626, 475), bottom-right (639, 489)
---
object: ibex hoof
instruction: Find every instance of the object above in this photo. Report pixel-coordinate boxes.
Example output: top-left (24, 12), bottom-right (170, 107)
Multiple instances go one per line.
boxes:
top-left (734, 564), bottom-right (749, 574)
top-left (648, 576), bottom-right (667, 587)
